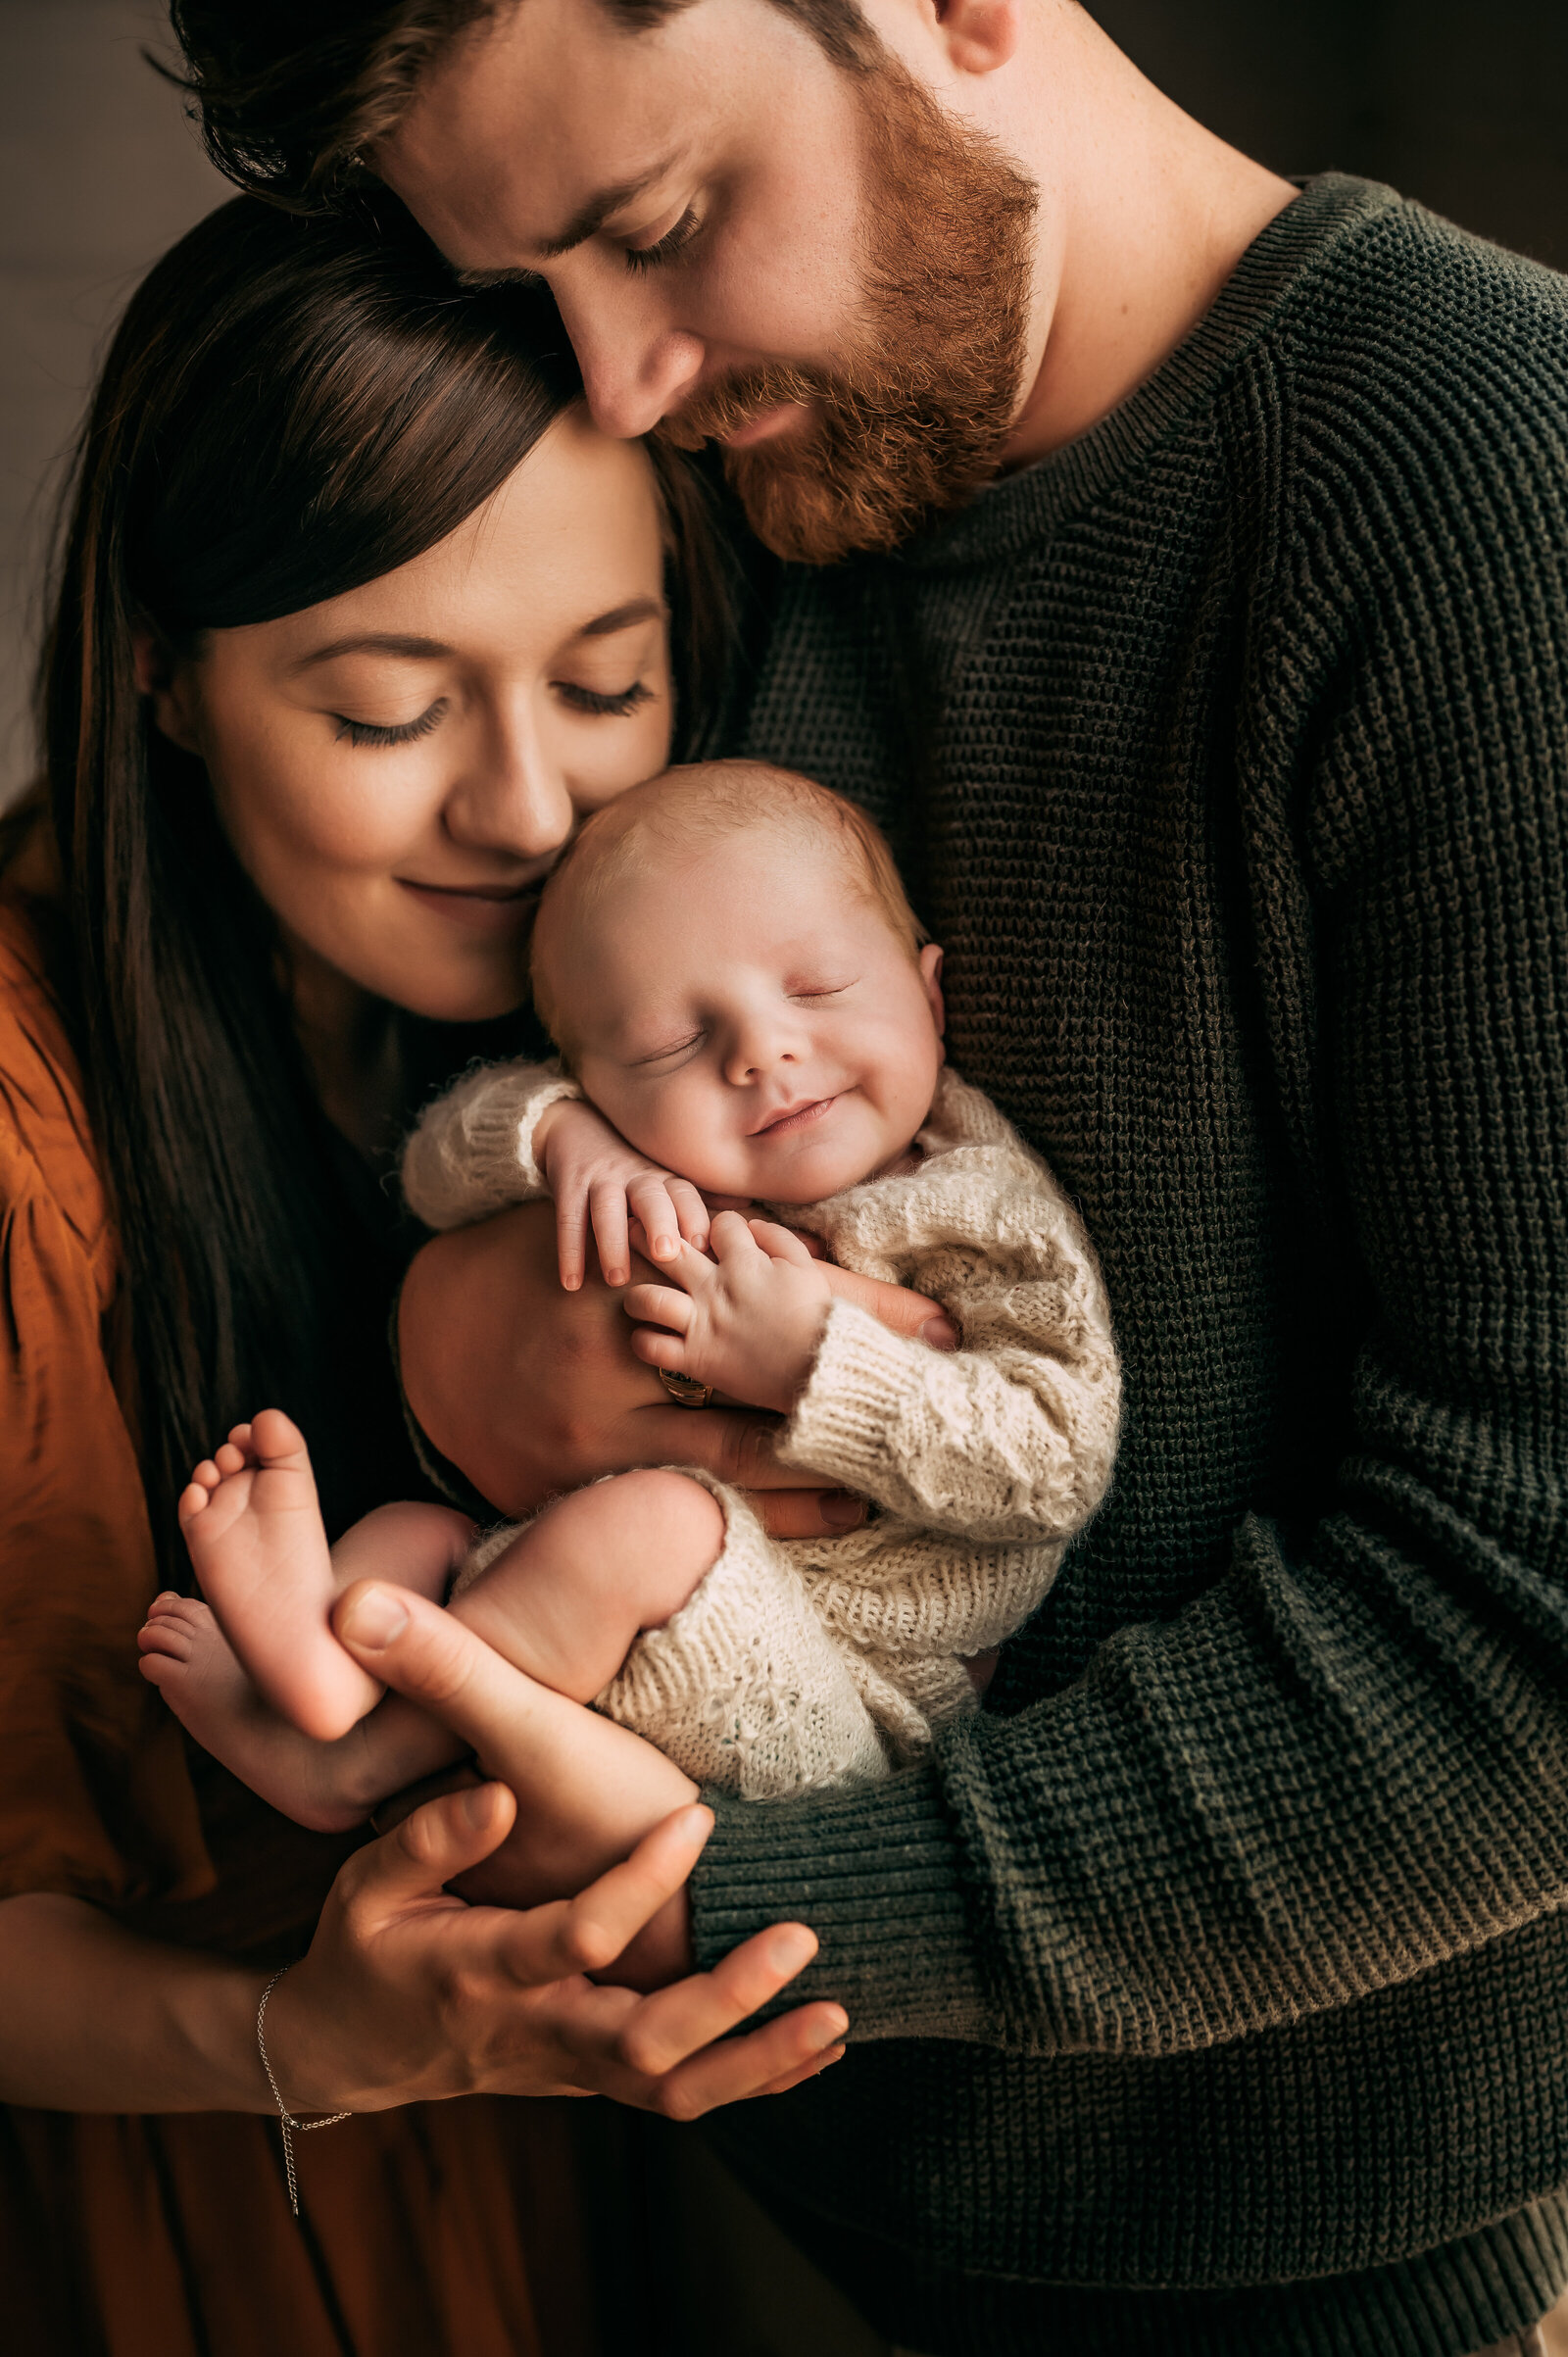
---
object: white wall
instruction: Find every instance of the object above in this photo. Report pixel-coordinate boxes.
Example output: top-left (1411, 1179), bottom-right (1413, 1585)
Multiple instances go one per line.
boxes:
top-left (0, 0), bottom-right (227, 802)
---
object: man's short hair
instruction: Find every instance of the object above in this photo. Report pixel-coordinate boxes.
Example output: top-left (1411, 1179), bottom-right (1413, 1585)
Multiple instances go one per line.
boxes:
top-left (168, 1), bottom-right (876, 211)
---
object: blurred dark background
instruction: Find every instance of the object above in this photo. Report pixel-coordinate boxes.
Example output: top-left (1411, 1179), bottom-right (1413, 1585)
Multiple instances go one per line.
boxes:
top-left (3, 0), bottom-right (1567, 799)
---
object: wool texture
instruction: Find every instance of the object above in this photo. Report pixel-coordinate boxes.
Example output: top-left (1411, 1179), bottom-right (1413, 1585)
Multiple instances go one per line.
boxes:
top-left (662, 176), bottom-right (1568, 2356)
top-left (409, 1062), bottom-right (1120, 1795)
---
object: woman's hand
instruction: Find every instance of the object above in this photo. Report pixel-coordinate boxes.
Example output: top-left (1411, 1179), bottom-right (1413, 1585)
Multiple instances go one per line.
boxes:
top-left (399, 1201), bottom-right (951, 1541)
top-left (534, 1098), bottom-right (712, 1291)
top-left (267, 1782), bottom-right (846, 2120)
top-left (329, 1579), bottom-right (740, 1994)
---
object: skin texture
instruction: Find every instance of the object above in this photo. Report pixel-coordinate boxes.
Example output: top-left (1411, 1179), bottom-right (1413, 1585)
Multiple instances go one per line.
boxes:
top-left (378, 0), bottom-right (1297, 471)
top-left (1, 408), bottom-right (889, 2119)
top-left (540, 819), bottom-right (946, 1207)
top-left (352, 0), bottom-right (1299, 1981)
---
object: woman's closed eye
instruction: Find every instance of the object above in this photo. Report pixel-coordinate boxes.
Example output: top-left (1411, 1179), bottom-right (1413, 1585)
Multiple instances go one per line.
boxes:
top-left (555, 678), bottom-right (656, 718)
top-left (333, 699), bottom-right (446, 749)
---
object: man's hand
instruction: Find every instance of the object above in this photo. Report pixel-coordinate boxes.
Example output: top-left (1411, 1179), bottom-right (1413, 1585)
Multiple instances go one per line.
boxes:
top-left (399, 1201), bottom-right (951, 1536)
top-left (624, 1214), bottom-right (834, 1411)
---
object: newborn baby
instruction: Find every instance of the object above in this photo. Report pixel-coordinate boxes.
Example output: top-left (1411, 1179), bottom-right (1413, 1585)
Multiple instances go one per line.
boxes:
top-left (140, 763), bottom-right (1120, 1824)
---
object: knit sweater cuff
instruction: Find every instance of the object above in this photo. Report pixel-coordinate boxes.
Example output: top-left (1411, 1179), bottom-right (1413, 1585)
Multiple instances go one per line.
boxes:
top-left (509, 1072), bottom-right (580, 1196)
top-left (777, 1297), bottom-right (928, 1501)
top-left (400, 1061), bottom-right (579, 1230)
top-left (689, 1761), bottom-right (994, 2040)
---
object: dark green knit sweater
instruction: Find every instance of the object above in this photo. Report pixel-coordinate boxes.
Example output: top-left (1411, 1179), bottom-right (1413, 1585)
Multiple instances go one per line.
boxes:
top-left (687, 175), bottom-right (1568, 2357)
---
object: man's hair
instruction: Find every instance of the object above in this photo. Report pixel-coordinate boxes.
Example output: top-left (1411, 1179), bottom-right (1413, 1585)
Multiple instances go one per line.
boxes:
top-left (168, 1), bottom-right (877, 210)
top-left (530, 760), bottom-right (926, 1058)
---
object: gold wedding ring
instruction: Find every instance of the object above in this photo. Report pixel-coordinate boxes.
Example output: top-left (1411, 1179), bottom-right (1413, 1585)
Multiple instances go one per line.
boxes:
top-left (658, 1368), bottom-right (714, 1409)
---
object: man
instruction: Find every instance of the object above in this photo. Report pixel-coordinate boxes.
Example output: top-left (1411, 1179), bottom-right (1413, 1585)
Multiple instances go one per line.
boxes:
top-left (171, 3), bottom-right (1568, 2351)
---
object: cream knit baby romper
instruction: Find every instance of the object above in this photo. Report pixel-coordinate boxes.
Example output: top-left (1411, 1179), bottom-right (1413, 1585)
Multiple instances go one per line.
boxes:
top-left (402, 1063), bottom-right (1121, 1799)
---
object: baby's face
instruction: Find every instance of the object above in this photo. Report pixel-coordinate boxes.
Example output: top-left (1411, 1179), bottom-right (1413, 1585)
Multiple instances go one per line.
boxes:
top-left (558, 826), bottom-right (945, 1203)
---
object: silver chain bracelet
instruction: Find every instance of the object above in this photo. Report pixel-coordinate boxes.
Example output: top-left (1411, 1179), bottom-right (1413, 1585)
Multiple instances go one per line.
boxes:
top-left (256, 1965), bottom-right (351, 2217)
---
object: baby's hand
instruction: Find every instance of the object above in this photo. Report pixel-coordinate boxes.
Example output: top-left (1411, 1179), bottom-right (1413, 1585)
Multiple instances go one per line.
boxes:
top-left (533, 1099), bottom-right (711, 1290)
top-left (621, 1214), bottom-right (835, 1412)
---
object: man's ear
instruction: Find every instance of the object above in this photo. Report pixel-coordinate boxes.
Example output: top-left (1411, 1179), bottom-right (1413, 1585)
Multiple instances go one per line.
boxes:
top-left (932, 0), bottom-right (1020, 77)
top-left (919, 941), bottom-right (947, 1040)
top-left (131, 622), bottom-right (205, 758)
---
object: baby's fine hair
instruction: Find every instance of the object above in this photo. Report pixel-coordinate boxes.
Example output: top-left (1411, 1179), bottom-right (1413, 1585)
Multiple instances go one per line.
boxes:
top-left (530, 761), bottom-right (926, 1056)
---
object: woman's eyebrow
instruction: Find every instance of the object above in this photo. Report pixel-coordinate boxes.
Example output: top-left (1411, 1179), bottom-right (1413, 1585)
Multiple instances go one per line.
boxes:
top-left (575, 598), bottom-right (665, 641)
top-left (291, 632), bottom-right (451, 671)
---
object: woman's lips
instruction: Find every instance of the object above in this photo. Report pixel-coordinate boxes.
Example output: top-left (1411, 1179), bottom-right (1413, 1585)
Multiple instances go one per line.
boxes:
top-left (755, 1093), bottom-right (840, 1138)
top-left (398, 879), bottom-right (540, 935)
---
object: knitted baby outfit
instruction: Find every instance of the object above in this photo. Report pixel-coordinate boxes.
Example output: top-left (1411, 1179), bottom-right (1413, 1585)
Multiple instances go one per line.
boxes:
top-left (402, 1060), bottom-right (1121, 1798)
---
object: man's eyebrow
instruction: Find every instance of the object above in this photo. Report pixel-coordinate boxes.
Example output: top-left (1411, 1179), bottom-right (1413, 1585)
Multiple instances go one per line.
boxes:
top-left (517, 156), bottom-right (684, 266)
top-left (291, 633), bottom-right (451, 671)
top-left (577, 597), bottom-right (664, 640)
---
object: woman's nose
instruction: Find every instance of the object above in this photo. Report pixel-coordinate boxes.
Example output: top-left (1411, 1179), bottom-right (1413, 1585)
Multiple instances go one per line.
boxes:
top-left (442, 703), bottom-right (574, 862)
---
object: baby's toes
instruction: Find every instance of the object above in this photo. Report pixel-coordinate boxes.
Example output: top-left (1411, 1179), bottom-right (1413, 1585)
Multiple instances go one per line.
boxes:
top-left (178, 1480), bottom-right (212, 1525)
top-left (213, 1440), bottom-right (249, 1477)
top-left (138, 1616), bottom-right (192, 1661)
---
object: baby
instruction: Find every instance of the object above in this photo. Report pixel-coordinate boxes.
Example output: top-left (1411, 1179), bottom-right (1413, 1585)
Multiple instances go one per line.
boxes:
top-left (140, 762), bottom-right (1120, 1823)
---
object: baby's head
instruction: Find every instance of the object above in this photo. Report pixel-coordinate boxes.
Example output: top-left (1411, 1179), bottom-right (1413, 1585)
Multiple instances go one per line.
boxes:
top-left (530, 761), bottom-right (945, 1204)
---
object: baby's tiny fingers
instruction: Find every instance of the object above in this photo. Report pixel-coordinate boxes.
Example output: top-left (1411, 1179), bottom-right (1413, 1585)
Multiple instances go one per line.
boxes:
top-left (710, 1209), bottom-right (764, 1262)
top-left (629, 1325), bottom-right (700, 1375)
top-left (589, 1182), bottom-right (633, 1289)
top-left (622, 1282), bottom-right (694, 1335)
top-left (626, 1174), bottom-right (682, 1263)
top-left (747, 1218), bottom-right (817, 1267)
top-left (667, 1179), bottom-right (710, 1250)
top-left (554, 1191), bottom-right (590, 1291)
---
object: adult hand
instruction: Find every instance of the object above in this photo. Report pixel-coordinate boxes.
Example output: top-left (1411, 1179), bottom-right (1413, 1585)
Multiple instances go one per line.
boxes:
top-left (399, 1201), bottom-right (952, 1539)
top-left (331, 1578), bottom-right (742, 1991)
top-left (267, 1781), bottom-right (845, 2122)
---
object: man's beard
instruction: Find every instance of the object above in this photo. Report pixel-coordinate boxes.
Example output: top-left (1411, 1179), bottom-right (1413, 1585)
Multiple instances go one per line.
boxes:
top-left (658, 57), bottom-right (1037, 565)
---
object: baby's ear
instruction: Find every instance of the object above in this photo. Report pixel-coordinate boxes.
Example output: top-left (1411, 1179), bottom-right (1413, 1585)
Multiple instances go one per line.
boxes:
top-left (919, 943), bottom-right (947, 1041)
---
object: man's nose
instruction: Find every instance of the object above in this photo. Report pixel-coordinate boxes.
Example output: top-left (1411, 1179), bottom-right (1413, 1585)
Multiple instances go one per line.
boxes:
top-left (557, 289), bottom-right (706, 440)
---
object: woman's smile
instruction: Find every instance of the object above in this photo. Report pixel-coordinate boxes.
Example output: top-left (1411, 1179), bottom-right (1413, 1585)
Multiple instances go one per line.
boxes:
top-left (397, 877), bottom-right (542, 933)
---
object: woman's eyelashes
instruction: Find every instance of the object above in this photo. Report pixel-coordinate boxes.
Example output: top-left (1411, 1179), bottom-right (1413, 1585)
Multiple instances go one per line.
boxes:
top-left (333, 700), bottom-right (445, 749)
top-left (623, 207), bottom-right (702, 275)
top-left (555, 679), bottom-right (655, 717)
top-left (330, 681), bottom-right (653, 744)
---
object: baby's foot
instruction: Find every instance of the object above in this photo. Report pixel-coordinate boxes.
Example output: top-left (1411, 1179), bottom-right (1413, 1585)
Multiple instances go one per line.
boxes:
top-left (138, 1596), bottom-right (379, 1833)
top-left (177, 1408), bottom-right (380, 1743)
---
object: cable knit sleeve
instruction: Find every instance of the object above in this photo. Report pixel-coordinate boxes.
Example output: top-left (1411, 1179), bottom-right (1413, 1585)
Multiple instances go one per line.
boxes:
top-left (399, 1059), bottom-right (579, 1230)
top-left (776, 1076), bottom-right (1120, 1541)
top-left (691, 221), bottom-right (1568, 2086)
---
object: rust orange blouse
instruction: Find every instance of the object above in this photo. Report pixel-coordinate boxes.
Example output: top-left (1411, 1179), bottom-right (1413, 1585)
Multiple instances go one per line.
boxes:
top-left (0, 883), bottom-right (597, 2357)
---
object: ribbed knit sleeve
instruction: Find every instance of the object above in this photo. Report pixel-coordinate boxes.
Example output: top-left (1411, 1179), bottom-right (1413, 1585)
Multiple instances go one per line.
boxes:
top-left (692, 196), bottom-right (1568, 2071)
top-left (400, 1058), bottom-right (577, 1230)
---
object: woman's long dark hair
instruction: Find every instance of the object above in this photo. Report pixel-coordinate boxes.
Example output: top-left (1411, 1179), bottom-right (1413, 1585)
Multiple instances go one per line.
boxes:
top-left (37, 193), bottom-right (730, 1563)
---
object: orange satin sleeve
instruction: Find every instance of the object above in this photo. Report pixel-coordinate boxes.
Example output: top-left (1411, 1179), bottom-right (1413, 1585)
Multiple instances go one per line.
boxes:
top-left (0, 890), bottom-right (210, 1907)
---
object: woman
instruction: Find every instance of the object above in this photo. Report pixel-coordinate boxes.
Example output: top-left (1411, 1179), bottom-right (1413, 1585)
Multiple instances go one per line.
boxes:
top-left (0, 194), bottom-right (852, 2355)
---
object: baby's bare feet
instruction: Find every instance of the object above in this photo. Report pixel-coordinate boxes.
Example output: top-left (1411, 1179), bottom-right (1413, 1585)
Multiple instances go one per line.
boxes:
top-left (138, 1596), bottom-right (382, 1832)
top-left (177, 1408), bottom-right (381, 1743)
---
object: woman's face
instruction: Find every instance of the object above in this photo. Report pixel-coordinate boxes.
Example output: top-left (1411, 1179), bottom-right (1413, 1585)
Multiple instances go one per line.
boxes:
top-left (154, 408), bottom-right (674, 1022)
